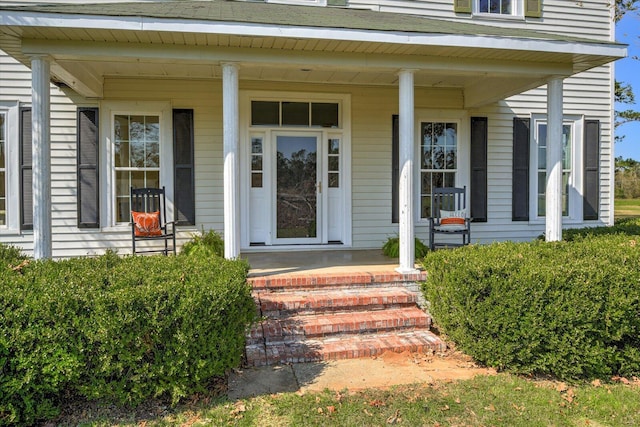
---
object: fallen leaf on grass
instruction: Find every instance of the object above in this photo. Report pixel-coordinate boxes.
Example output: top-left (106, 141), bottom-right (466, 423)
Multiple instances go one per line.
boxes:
top-left (484, 404), bottom-right (496, 411)
top-left (369, 399), bottom-right (386, 407)
top-left (363, 408), bottom-right (373, 417)
top-left (386, 409), bottom-right (401, 424)
top-left (439, 404), bottom-right (450, 411)
top-left (591, 379), bottom-right (602, 387)
top-left (327, 406), bottom-right (336, 414)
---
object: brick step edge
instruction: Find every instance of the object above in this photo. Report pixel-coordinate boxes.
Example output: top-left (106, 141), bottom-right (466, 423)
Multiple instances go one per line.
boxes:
top-left (246, 307), bottom-right (431, 344)
top-left (256, 287), bottom-right (419, 316)
top-left (245, 329), bottom-right (446, 367)
top-left (249, 271), bottom-right (426, 292)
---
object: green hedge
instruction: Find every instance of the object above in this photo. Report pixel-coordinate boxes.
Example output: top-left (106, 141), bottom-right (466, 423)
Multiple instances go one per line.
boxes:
top-left (422, 233), bottom-right (640, 381)
top-left (0, 249), bottom-right (255, 426)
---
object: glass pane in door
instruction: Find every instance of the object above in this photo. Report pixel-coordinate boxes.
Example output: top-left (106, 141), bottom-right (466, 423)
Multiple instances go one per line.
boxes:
top-left (276, 135), bottom-right (317, 239)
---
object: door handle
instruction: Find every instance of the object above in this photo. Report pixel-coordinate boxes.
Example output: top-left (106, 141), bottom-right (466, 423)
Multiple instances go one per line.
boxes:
top-left (317, 181), bottom-right (322, 194)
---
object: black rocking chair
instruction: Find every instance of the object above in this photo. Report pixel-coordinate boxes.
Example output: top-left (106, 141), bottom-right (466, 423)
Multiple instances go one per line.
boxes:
top-left (130, 186), bottom-right (176, 255)
top-left (428, 186), bottom-right (471, 251)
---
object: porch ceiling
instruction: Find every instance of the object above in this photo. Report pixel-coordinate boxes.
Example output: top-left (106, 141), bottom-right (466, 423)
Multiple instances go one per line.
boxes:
top-left (0, 1), bottom-right (626, 107)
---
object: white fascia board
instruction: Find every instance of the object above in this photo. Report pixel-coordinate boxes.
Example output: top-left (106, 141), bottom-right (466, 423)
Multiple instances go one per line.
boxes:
top-left (1, 10), bottom-right (627, 60)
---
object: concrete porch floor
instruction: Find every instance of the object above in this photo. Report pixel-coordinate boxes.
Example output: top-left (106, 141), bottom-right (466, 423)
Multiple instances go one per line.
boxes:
top-left (242, 249), bottom-right (415, 277)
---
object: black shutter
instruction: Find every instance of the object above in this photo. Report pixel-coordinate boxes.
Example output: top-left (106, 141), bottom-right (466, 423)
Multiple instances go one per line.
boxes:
top-left (391, 115), bottom-right (399, 224)
top-left (20, 107), bottom-right (33, 230)
top-left (512, 117), bottom-right (530, 221)
top-left (583, 120), bottom-right (600, 220)
top-left (77, 107), bottom-right (100, 228)
top-left (173, 109), bottom-right (195, 225)
top-left (470, 117), bottom-right (488, 222)
top-left (525, 0), bottom-right (542, 17)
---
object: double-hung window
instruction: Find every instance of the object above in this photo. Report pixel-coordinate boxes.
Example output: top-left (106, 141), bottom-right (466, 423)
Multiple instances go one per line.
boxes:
top-left (419, 122), bottom-right (458, 219)
top-left (530, 116), bottom-right (583, 220)
top-left (102, 102), bottom-right (172, 228)
top-left (113, 114), bottom-right (160, 223)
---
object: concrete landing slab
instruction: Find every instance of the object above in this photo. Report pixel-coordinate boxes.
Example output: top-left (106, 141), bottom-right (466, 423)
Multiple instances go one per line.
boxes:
top-left (228, 351), bottom-right (496, 400)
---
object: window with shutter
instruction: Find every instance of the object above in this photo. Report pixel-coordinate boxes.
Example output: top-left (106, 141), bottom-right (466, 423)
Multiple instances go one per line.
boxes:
top-left (466, 0), bottom-right (540, 17)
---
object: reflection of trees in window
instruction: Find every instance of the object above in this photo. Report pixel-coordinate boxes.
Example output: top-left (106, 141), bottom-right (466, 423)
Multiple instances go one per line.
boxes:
top-left (420, 121), bottom-right (457, 218)
top-left (276, 148), bottom-right (317, 238)
top-left (113, 114), bottom-right (161, 222)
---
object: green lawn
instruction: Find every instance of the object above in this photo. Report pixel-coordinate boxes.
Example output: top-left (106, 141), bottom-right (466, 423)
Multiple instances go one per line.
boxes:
top-left (615, 198), bottom-right (640, 219)
top-left (58, 374), bottom-right (640, 426)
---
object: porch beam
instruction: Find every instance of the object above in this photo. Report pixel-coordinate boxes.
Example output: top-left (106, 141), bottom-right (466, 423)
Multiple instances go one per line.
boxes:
top-left (50, 60), bottom-right (104, 98)
top-left (222, 62), bottom-right (240, 259)
top-left (545, 77), bottom-right (564, 242)
top-left (396, 69), bottom-right (418, 274)
top-left (31, 55), bottom-right (52, 259)
top-left (22, 39), bottom-right (574, 77)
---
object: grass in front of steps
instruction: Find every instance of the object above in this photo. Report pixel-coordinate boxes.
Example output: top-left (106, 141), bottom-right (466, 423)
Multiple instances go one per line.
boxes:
top-left (57, 373), bottom-right (640, 426)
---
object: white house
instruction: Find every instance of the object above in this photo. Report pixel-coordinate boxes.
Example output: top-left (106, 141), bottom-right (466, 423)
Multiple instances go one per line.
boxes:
top-left (0, 0), bottom-right (626, 270)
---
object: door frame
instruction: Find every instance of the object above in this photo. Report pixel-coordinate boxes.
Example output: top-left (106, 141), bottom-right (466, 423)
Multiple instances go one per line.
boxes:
top-left (239, 90), bottom-right (352, 250)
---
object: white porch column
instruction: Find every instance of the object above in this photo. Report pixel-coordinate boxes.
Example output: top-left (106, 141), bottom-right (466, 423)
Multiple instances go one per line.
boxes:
top-left (222, 63), bottom-right (240, 259)
top-left (396, 69), bottom-right (417, 274)
top-left (545, 77), bottom-right (564, 242)
top-left (31, 55), bottom-right (52, 259)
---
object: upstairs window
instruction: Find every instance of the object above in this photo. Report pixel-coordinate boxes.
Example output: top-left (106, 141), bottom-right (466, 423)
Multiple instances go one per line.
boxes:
top-left (455, 0), bottom-right (540, 17)
top-left (478, 0), bottom-right (513, 15)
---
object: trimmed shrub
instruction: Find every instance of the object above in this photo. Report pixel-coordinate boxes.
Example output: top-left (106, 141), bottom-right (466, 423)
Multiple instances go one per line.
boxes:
top-left (0, 249), bottom-right (254, 426)
top-left (422, 235), bottom-right (640, 380)
top-left (181, 229), bottom-right (225, 258)
top-left (382, 237), bottom-right (429, 258)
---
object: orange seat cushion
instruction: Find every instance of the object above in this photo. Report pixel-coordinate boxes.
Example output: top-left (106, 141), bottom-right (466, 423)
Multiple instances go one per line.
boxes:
top-left (440, 217), bottom-right (465, 226)
top-left (132, 211), bottom-right (162, 237)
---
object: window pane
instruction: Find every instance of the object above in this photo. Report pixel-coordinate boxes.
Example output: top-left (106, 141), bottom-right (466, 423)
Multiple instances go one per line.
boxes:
top-left (116, 170), bottom-right (130, 200)
top-left (501, 0), bottom-right (511, 14)
top-left (146, 140), bottom-right (159, 168)
top-left (146, 171), bottom-right (160, 188)
top-left (251, 172), bottom-right (263, 188)
top-left (282, 102), bottom-right (309, 126)
top-left (311, 103), bottom-right (339, 127)
top-left (433, 147), bottom-right (444, 169)
top-left (328, 172), bottom-right (339, 188)
top-left (328, 156), bottom-right (339, 172)
top-left (538, 195), bottom-right (545, 217)
top-left (421, 172), bottom-right (431, 194)
top-left (446, 148), bottom-right (457, 169)
top-left (251, 137), bottom-right (263, 154)
top-left (562, 125), bottom-right (572, 170)
top-left (252, 155), bottom-right (263, 171)
top-left (444, 172), bottom-right (455, 187)
top-left (114, 115), bottom-right (129, 142)
top-left (117, 196), bottom-right (130, 223)
top-left (421, 146), bottom-right (432, 169)
top-left (252, 101), bottom-right (279, 126)
top-left (328, 138), bottom-right (340, 154)
top-left (421, 195), bottom-right (431, 218)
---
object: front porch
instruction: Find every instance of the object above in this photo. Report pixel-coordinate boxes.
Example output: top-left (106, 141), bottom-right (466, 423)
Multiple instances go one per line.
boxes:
top-left (244, 248), bottom-right (411, 277)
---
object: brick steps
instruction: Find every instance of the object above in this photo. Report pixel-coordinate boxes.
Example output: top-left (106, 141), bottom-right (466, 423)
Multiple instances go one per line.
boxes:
top-left (246, 330), bottom-right (445, 366)
top-left (245, 270), bottom-right (445, 367)
top-left (247, 306), bottom-right (430, 345)
top-left (257, 287), bottom-right (419, 316)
